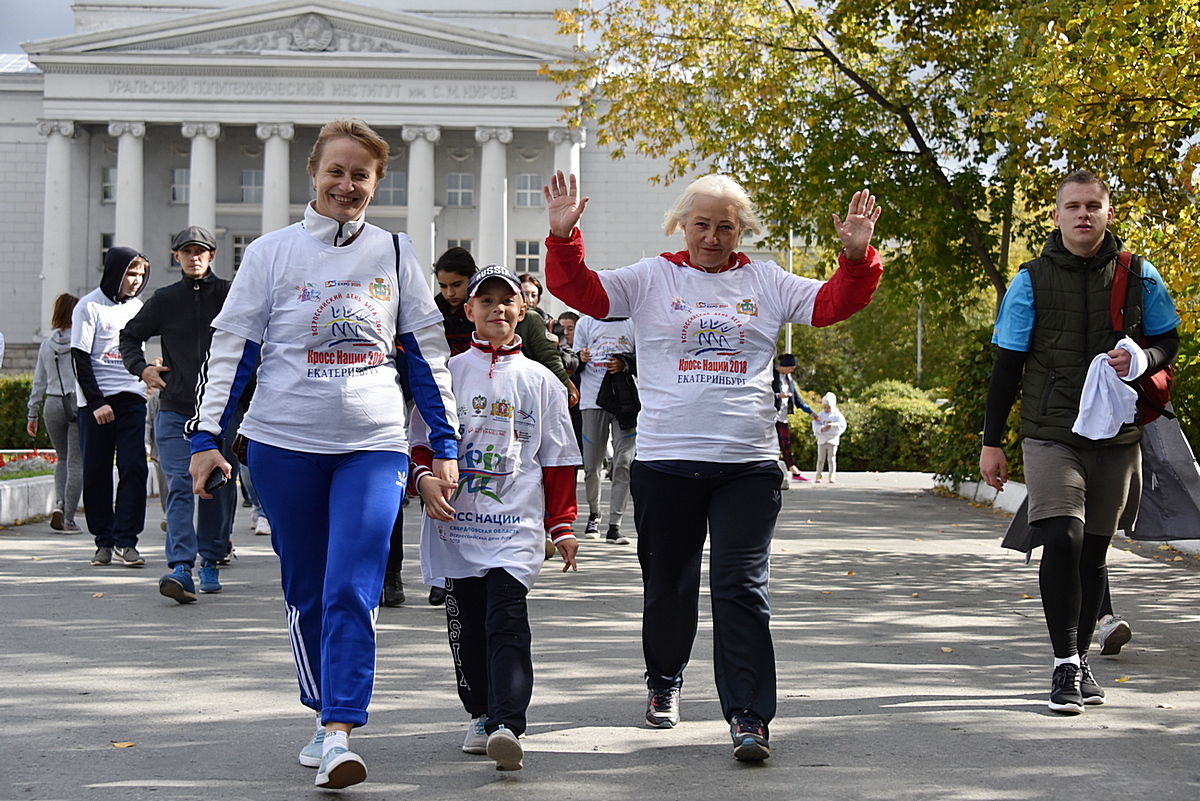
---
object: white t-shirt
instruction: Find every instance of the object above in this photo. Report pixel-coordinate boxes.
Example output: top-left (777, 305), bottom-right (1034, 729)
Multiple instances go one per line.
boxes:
top-left (599, 257), bottom-right (824, 462)
top-left (212, 222), bottom-right (442, 453)
top-left (574, 316), bottom-right (636, 411)
top-left (412, 344), bottom-right (581, 590)
top-left (71, 286), bottom-right (145, 404)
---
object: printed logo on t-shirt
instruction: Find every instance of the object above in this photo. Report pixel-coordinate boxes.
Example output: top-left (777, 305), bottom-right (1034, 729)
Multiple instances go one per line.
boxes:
top-left (304, 289), bottom-right (387, 378)
top-left (368, 278), bottom-right (391, 301)
top-left (101, 348), bottom-right (122, 365)
top-left (671, 296), bottom-right (690, 312)
top-left (490, 398), bottom-right (513, 419)
top-left (295, 283), bottom-right (321, 303)
top-left (676, 312), bottom-right (749, 387)
top-left (736, 298), bottom-right (758, 317)
top-left (472, 395), bottom-right (487, 414)
top-left (457, 440), bottom-right (512, 502)
top-left (324, 279), bottom-right (362, 289)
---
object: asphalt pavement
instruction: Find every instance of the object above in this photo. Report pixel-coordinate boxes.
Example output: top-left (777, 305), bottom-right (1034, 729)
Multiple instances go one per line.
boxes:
top-left (2, 472), bottom-right (1198, 801)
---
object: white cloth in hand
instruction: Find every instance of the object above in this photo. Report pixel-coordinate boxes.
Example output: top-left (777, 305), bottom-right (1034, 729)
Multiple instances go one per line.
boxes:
top-left (1071, 337), bottom-right (1145, 440)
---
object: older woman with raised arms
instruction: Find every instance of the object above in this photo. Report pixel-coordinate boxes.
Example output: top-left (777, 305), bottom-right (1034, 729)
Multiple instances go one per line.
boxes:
top-left (543, 171), bottom-right (882, 761)
top-left (187, 119), bottom-right (457, 790)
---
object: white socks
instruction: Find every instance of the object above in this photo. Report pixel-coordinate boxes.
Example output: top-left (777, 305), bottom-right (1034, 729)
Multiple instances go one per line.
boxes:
top-left (1054, 655), bottom-right (1081, 668)
top-left (323, 730), bottom-right (349, 756)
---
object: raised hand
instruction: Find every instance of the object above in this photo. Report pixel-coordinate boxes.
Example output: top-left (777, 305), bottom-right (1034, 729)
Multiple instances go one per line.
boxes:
top-left (832, 189), bottom-right (882, 261)
top-left (544, 170), bottom-right (589, 238)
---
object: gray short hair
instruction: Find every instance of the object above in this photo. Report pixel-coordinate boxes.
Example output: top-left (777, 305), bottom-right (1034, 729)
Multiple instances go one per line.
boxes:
top-left (662, 174), bottom-right (764, 237)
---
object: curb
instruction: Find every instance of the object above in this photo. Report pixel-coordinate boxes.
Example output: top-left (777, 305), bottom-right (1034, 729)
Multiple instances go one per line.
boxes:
top-left (0, 469), bottom-right (160, 526)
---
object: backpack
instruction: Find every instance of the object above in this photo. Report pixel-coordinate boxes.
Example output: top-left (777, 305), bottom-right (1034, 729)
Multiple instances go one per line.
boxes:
top-left (1109, 251), bottom-right (1174, 424)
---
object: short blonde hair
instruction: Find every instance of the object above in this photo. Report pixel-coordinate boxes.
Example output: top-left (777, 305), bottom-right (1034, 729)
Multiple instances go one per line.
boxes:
top-left (662, 174), bottom-right (763, 237)
top-left (307, 119), bottom-right (389, 181)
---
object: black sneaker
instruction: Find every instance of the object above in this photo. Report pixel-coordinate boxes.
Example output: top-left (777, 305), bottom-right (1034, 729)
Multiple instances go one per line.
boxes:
top-left (91, 547), bottom-right (112, 566)
top-left (1079, 654), bottom-right (1105, 705)
top-left (1048, 662), bottom-right (1084, 714)
top-left (584, 515), bottom-right (601, 539)
top-left (113, 546), bottom-right (145, 567)
top-left (645, 687), bottom-right (680, 728)
top-left (428, 586), bottom-right (447, 606)
top-left (730, 712), bottom-right (770, 761)
top-left (605, 525), bottom-right (631, 545)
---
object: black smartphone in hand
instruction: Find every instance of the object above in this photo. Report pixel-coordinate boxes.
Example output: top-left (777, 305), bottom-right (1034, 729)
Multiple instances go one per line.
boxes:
top-left (204, 467), bottom-right (228, 493)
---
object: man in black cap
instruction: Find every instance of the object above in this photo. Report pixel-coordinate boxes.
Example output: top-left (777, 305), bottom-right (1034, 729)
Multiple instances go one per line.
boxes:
top-left (120, 226), bottom-right (236, 602)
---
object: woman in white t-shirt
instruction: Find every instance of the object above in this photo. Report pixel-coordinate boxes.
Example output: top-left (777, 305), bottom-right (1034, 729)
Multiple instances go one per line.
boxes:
top-left (543, 170), bottom-right (882, 762)
top-left (187, 120), bottom-right (458, 790)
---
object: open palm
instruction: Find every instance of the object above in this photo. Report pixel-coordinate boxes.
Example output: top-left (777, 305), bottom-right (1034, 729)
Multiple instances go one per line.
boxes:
top-left (544, 170), bottom-right (589, 238)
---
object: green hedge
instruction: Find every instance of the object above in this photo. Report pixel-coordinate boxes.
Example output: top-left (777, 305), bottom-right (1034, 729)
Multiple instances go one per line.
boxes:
top-left (789, 389), bottom-right (945, 472)
top-left (0, 374), bottom-right (54, 450)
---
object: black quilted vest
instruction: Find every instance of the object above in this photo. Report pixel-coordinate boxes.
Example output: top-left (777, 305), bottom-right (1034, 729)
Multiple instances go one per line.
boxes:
top-left (1020, 231), bottom-right (1141, 448)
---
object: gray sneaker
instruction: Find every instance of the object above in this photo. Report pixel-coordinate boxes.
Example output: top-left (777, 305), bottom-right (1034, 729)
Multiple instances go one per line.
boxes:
top-left (113, 546), bottom-right (145, 567)
top-left (463, 715), bottom-right (488, 754)
top-left (298, 728), bottom-right (325, 768)
top-left (1098, 615), bottom-right (1132, 655)
top-left (91, 547), bottom-right (112, 566)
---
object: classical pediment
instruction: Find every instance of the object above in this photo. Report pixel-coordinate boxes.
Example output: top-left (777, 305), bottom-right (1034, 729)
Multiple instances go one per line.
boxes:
top-left (24, 0), bottom-right (572, 62)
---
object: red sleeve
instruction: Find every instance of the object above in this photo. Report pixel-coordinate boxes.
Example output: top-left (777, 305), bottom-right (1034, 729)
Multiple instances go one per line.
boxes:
top-left (407, 445), bottom-right (435, 496)
top-left (542, 465), bottom-right (578, 541)
top-left (544, 229), bottom-right (611, 318)
top-left (810, 246), bottom-right (883, 327)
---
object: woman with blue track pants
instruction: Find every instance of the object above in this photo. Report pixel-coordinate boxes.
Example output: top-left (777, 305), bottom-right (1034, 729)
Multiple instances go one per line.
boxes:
top-left (186, 120), bottom-right (458, 791)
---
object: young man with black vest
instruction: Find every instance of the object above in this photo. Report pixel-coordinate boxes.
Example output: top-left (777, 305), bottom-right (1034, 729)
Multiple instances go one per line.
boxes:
top-left (120, 226), bottom-right (235, 602)
top-left (980, 171), bottom-right (1181, 714)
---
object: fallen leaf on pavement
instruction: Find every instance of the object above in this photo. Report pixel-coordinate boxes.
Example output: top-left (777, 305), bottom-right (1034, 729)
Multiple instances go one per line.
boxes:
top-left (912, 593), bottom-right (920, 598)
top-left (111, 741), bottom-right (135, 748)
top-left (941, 647), bottom-right (953, 653)
top-left (846, 570), bottom-right (855, 576)
top-left (1021, 593), bottom-right (1032, 599)
top-left (1115, 676), bottom-right (1130, 683)
top-left (1157, 703), bottom-right (1176, 709)
top-left (93, 593), bottom-right (104, 597)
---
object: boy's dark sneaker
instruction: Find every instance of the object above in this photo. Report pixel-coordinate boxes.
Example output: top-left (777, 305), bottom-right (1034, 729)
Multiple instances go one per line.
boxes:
top-left (91, 547), bottom-right (112, 566)
top-left (113, 546), bottom-right (145, 567)
top-left (645, 687), bottom-right (681, 728)
top-left (1048, 662), bottom-right (1084, 714)
top-left (605, 525), bottom-right (631, 545)
top-left (730, 712), bottom-right (770, 761)
top-left (1079, 654), bottom-right (1105, 705)
top-left (584, 515), bottom-right (601, 539)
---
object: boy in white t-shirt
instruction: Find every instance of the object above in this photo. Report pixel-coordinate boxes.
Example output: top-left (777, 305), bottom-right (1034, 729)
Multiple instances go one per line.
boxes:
top-left (410, 264), bottom-right (581, 772)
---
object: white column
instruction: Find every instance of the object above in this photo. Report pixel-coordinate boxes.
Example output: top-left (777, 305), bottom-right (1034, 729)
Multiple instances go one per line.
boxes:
top-left (402, 125), bottom-right (441, 268)
top-left (36, 120), bottom-right (74, 336)
top-left (257, 123), bottom-right (294, 234)
top-left (182, 122), bottom-right (219, 233)
top-left (475, 126), bottom-right (512, 266)
top-left (108, 121), bottom-right (146, 251)
top-left (549, 127), bottom-right (586, 188)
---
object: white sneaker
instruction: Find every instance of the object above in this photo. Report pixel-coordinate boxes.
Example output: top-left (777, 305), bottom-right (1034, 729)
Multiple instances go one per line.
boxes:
top-left (315, 744), bottom-right (366, 788)
top-left (486, 725), bottom-right (523, 771)
top-left (298, 728), bottom-right (324, 768)
top-left (249, 509), bottom-right (259, 531)
top-left (255, 516), bottom-right (272, 536)
top-left (1098, 615), bottom-right (1132, 655)
top-left (462, 716), bottom-right (488, 754)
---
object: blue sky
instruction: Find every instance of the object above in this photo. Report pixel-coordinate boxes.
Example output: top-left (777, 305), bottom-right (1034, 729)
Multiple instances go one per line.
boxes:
top-left (0, 0), bottom-right (74, 54)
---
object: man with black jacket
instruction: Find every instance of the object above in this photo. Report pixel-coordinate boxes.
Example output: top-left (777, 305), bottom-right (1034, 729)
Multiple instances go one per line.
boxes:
top-left (120, 226), bottom-right (235, 603)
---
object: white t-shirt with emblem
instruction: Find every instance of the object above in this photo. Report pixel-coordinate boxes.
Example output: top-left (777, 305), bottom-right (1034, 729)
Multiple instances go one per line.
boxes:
top-left (211, 222), bottom-right (442, 453)
top-left (411, 345), bottom-right (581, 590)
top-left (599, 258), bottom-right (823, 462)
top-left (574, 316), bottom-right (636, 410)
top-left (71, 286), bottom-right (145, 403)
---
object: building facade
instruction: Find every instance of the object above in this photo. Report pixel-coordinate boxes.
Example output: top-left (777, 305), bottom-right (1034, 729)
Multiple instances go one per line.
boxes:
top-left (1, 0), bottom-right (687, 347)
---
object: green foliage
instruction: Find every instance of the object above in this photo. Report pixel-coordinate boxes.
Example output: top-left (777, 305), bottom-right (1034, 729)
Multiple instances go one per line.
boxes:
top-left (859, 379), bottom-right (927, 401)
top-left (0, 375), bottom-right (52, 450)
top-left (789, 390), bottom-right (945, 472)
top-left (930, 330), bottom-right (1024, 484)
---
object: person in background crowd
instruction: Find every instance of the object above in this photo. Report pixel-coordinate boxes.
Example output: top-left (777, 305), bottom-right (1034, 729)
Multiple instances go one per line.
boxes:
top-left (26, 293), bottom-right (83, 533)
top-left (73, 247), bottom-right (149, 568)
top-left (544, 169), bottom-right (882, 760)
top-left (121, 225), bottom-right (236, 603)
top-left (187, 119), bottom-right (458, 790)
top-left (811, 392), bottom-right (848, 483)
top-left (518, 273), bottom-right (552, 325)
top-left (773, 353), bottom-right (813, 482)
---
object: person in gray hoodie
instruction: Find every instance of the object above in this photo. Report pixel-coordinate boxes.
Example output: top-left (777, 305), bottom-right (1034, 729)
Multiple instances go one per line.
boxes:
top-left (26, 293), bottom-right (83, 533)
top-left (72, 246), bottom-right (150, 567)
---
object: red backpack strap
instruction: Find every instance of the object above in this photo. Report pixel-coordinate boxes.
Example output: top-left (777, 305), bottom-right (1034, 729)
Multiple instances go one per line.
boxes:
top-left (1110, 251), bottom-right (1132, 332)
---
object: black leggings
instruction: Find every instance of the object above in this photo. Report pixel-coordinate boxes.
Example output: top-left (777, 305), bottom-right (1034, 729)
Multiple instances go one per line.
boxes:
top-left (1037, 515), bottom-right (1111, 658)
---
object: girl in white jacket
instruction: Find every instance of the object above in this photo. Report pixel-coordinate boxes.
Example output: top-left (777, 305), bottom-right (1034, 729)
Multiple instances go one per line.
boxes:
top-left (812, 392), bottom-right (848, 483)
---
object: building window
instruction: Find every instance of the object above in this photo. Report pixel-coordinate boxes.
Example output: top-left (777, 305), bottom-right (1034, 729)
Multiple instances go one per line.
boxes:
top-left (233, 235), bottom-right (258, 270)
top-left (100, 233), bottom-right (113, 268)
top-left (241, 170), bottom-right (264, 203)
top-left (515, 174), bottom-right (543, 207)
top-left (515, 240), bottom-right (541, 273)
top-left (101, 167), bottom-right (115, 202)
top-left (171, 168), bottom-right (190, 204)
top-left (446, 172), bottom-right (474, 207)
top-left (375, 172), bottom-right (407, 206)
top-left (446, 239), bottom-right (473, 253)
